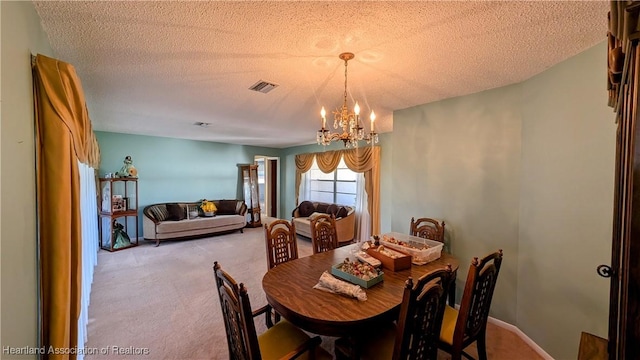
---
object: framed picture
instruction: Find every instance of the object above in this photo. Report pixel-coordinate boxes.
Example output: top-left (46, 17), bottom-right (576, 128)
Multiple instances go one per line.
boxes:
top-left (112, 195), bottom-right (124, 212)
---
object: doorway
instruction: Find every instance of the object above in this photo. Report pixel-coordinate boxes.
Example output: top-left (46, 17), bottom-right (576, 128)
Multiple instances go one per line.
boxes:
top-left (254, 156), bottom-right (279, 218)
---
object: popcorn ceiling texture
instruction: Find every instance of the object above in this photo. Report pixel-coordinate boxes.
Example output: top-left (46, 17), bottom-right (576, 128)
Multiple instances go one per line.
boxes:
top-left (33, 1), bottom-right (608, 148)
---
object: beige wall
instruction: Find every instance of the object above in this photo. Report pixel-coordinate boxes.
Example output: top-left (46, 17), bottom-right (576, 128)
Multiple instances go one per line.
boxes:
top-left (1, 1), bottom-right (53, 355)
top-left (391, 42), bottom-right (615, 359)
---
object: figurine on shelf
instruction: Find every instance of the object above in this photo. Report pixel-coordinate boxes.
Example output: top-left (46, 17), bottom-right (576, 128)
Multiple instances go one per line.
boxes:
top-left (112, 220), bottom-right (131, 249)
top-left (116, 155), bottom-right (138, 178)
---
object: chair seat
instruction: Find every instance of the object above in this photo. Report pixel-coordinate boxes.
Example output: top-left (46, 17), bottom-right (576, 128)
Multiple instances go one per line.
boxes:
top-left (439, 305), bottom-right (458, 345)
top-left (258, 320), bottom-right (332, 360)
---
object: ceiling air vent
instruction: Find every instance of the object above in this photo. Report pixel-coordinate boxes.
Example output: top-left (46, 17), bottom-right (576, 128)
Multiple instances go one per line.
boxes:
top-left (194, 122), bottom-right (211, 127)
top-left (249, 80), bottom-right (279, 94)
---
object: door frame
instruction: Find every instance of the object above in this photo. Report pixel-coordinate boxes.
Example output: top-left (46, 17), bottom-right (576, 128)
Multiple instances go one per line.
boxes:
top-left (254, 155), bottom-right (280, 219)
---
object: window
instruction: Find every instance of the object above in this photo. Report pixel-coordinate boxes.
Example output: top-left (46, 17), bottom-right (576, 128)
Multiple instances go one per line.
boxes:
top-left (307, 158), bottom-right (357, 206)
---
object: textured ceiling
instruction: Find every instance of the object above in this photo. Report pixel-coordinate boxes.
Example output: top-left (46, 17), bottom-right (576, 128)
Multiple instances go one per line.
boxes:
top-left (33, 1), bottom-right (609, 148)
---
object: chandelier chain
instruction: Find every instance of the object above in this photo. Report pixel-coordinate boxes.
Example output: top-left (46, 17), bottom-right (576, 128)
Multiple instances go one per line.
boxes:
top-left (343, 57), bottom-right (348, 110)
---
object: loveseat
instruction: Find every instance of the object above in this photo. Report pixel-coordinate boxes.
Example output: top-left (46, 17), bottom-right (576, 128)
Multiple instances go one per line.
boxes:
top-left (291, 201), bottom-right (355, 245)
top-left (143, 199), bottom-right (247, 246)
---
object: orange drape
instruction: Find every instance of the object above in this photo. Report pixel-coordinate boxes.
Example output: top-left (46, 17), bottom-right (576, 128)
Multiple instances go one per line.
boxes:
top-left (294, 146), bottom-right (381, 234)
top-left (33, 54), bottom-right (100, 360)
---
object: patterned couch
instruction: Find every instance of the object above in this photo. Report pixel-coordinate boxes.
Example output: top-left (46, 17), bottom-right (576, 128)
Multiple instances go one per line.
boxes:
top-left (143, 199), bottom-right (246, 246)
top-left (291, 201), bottom-right (356, 245)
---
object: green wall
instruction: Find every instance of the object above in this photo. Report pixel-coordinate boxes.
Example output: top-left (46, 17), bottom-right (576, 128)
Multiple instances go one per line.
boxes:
top-left (392, 42), bottom-right (615, 359)
top-left (393, 83), bottom-right (522, 324)
top-left (96, 131), bottom-right (281, 236)
top-left (518, 42), bottom-right (615, 358)
top-left (1, 1), bottom-right (54, 355)
top-left (97, 131), bottom-right (396, 236)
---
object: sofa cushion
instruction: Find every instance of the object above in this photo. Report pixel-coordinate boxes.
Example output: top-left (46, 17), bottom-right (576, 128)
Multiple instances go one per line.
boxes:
top-left (216, 200), bottom-right (237, 215)
top-left (156, 215), bottom-right (244, 234)
top-left (166, 203), bottom-right (186, 221)
top-left (326, 204), bottom-right (339, 216)
top-left (298, 201), bottom-right (315, 217)
top-left (337, 206), bottom-right (349, 219)
top-left (149, 205), bottom-right (169, 222)
top-left (292, 217), bottom-right (312, 238)
top-left (308, 212), bottom-right (324, 221)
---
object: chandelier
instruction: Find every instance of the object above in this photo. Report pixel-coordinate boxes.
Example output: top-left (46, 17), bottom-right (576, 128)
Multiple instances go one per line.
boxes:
top-left (317, 52), bottom-right (379, 148)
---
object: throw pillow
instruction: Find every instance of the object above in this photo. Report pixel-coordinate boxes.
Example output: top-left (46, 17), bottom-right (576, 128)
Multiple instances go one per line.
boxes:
top-left (166, 203), bottom-right (186, 221)
top-left (326, 204), bottom-right (339, 216)
top-left (337, 206), bottom-right (349, 219)
top-left (315, 203), bottom-right (329, 213)
top-left (149, 205), bottom-right (169, 222)
top-left (217, 200), bottom-right (237, 215)
top-left (298, 201), bottom-right (315, 217)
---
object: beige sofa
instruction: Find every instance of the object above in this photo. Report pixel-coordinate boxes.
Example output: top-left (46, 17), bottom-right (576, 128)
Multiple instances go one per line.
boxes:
top-left (291, 201), bottom-right (355, 245)
top-left (143, 199), bottom-right (246, 246)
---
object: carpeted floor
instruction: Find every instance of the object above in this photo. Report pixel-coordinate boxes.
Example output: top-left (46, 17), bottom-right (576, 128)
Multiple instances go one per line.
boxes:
top-left (85, 225), bottom-right (543, 359)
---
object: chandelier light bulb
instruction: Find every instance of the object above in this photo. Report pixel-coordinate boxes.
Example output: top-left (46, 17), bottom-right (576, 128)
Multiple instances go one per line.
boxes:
top-left (354, 102), bottom-right (360, 116)
top-left (370, 110), bottom-right (376, 132)
top-left (321, 107), bottom-right (326, 129)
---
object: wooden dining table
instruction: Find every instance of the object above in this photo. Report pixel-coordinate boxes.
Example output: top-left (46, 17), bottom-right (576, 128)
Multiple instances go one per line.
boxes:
top-left (262, 243), bottom-right (459, 337)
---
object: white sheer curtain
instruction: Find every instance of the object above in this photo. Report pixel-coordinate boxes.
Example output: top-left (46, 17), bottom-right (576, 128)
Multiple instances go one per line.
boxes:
top-left (77, 161), bottom-right (99, 360)
top-left (354, 172), bottom-right (370, 242)
top-left (298, 160), bottom-right (313, 202)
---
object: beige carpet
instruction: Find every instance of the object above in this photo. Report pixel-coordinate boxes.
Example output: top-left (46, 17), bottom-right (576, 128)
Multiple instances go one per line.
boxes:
top-left (85, 226), bottom-right (543, 359)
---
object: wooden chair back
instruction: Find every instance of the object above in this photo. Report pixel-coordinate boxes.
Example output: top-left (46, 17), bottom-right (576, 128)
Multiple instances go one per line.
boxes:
top-left (310, 214), bottom-right (338, 254)
top-left (213, 261), bottom-right (261, 360)
top-left (448, 249), bottom-right (503, 359)
top-left (394, 265), bottom-right (454, 360)
top-left (410, 217), bottom-right (445, 243)
top-left (264, 219), bottom-right (299, 270)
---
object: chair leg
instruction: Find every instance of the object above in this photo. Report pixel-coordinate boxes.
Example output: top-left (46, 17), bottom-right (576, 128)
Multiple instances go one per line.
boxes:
top-left (477, 330), bottom-right (488, 360)
top-left (450, 348), bottom-right (463, 360)
top-left (334, 337), bottom-right (360, 360)
top-left (448, 271), bottom-right (457, 306)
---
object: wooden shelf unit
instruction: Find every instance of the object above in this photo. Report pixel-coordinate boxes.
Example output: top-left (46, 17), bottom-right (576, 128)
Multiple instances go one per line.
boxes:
top-left (98, 177), bottom-right (139, 251)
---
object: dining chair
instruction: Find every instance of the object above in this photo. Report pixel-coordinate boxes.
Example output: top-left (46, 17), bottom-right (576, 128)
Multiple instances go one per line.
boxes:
top-left (410, 216), bottom-right (456, 306)
top-left (438, 249), bottom-right (503, 360)
top-left (410, 217), bottom-right (445, 243)
top-left (310, 214), bottom-right (338, 254)
top-left (213, 261), bottom-right (331, 360)
top-left (335, 265), bottom-right (454, 360)
top-left (264, 219), bottom-right (298, 324)
top-left (264, 219), bottom-right (299, 270)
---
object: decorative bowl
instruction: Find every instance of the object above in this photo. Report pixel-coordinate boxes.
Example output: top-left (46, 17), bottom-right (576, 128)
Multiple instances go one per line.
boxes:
top-left (203, 211), bottom-right (215, 217)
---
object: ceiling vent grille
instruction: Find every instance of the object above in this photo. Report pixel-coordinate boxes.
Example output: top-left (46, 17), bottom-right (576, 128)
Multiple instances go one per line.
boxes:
top-left (249, 80), bottom-right (279, 94)
top-left (194, 122), bottom-right (211, 127)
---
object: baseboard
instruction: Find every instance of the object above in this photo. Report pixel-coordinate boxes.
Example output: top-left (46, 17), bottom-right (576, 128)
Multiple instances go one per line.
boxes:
top-left (486, 316), bottom-right (554, 360)
top-left (453, 304), bottom-right (554, 359)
